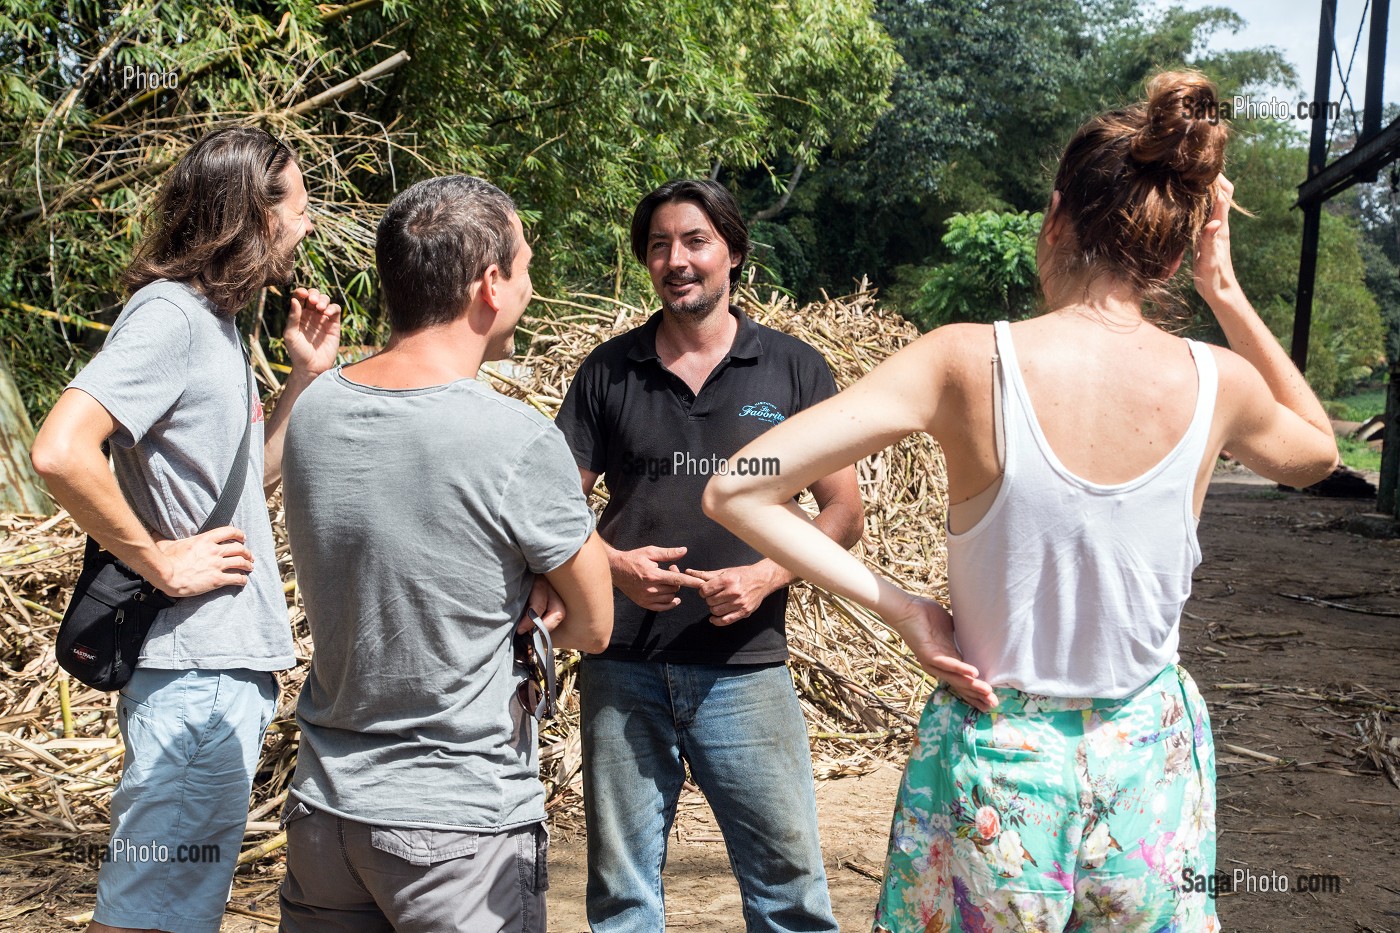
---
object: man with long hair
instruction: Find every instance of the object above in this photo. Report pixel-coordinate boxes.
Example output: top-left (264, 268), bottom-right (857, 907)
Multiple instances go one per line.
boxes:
top-left (31, 126), bottom-right (341, 933)
top-left (554, 179), bottom-right (863, 931)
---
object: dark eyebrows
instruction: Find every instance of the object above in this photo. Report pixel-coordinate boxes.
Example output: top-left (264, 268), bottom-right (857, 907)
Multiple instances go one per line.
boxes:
top-left (649, 228), bottom-right (708, 241)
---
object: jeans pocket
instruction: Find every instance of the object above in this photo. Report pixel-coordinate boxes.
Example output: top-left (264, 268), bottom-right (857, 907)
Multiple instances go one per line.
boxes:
top-left (369, 826), bottom-right (479, 867)
top-left (280, 800), bottom-right (313, 831)
top-left (534, 823), bottom-right (549, 893)
top-left (118, 667), bottom-right (177, 717)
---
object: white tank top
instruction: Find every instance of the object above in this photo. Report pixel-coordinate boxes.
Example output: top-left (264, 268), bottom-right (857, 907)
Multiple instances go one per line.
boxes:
top-left (947, 321), bottom-right (1218, 699)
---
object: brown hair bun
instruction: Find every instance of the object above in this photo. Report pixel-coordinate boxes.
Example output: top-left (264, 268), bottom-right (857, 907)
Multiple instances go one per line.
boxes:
top-left (1129, 71), bottom-right (1228, 189)
top-left (1046, 69), bottom-right (1230, 313)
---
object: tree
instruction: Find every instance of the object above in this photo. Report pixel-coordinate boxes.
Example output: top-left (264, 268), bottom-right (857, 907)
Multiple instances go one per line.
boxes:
top-left (1216, 120), bottom-right (1385, 397)
top-left (396, 0), bottom-right (897, 293)
top-left (901, 210), bottom-right (1042, 330)
top-left (1, 0), bottom-right (416, 420)
top-left (0, 0), bottom-right (897, 423)
top-left (750, 0), bottom-right (1296, 304)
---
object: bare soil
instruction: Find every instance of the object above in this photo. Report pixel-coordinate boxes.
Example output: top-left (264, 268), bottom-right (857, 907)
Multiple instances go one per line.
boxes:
top-left (3, 473), bottom-right (1397, 932)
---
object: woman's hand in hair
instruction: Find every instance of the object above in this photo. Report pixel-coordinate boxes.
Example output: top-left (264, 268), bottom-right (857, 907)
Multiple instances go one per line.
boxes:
top-left (1192, 174), bottom-right (1240, 303)
top-left (884, 594), bottom-right (998, 712)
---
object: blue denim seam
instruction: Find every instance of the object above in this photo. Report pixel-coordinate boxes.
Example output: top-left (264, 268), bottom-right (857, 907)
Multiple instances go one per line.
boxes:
top-left (151, 671), bottom-right (201, 917)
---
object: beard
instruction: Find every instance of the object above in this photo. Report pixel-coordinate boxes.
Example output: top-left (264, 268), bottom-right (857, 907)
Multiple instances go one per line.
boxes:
top-left (264, 234), bottom-right (299, 288)
top-left (660, 274), bottom-right (729, 318)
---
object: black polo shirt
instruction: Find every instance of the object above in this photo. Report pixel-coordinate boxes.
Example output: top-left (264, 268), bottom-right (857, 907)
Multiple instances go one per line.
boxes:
top-left (555, 308), bottom-right (838, 664)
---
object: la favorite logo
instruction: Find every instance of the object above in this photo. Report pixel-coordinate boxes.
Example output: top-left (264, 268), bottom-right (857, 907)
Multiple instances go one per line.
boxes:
top-left (739, 401), bottom-right (785, 424)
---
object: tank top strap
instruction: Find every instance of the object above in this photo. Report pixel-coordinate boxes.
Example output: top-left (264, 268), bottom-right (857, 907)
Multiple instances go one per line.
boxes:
top-left (991, 320), bottom-right (1049, 473)
top-left (1180, 339), bottom-right (1219, 460)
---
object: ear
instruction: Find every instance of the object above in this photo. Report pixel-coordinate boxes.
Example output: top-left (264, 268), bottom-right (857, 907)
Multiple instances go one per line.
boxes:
top-left (478, 263), bottom-right (505, 313)
top-left (1165, 251), bottom-right (1185, 278)
top-left (1042, 191), bottom-right (1065, 244)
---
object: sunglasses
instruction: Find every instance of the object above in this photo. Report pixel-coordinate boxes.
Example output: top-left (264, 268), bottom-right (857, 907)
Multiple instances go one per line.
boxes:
top-left (264, 133), bottom-right (287, 173)
top-left (514, 608), bottom-right (558, 721)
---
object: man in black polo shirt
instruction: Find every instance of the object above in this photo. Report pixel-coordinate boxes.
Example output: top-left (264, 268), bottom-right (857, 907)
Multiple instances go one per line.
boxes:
top-left (555, 179), bottom-right (863, 932)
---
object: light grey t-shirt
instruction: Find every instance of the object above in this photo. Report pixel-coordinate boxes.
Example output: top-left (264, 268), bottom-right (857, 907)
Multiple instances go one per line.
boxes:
top-left (283, 369), bottom-right (595, 831)
top-left (68, 280), bottom-right (293, 670)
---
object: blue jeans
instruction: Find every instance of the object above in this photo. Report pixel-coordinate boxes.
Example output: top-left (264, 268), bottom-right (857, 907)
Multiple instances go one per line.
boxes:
top-left (580, 658), bottom-right (837, 933)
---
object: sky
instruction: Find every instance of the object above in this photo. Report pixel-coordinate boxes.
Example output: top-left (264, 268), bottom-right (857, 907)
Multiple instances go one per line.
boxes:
top-left (1164, 0), bottom-right (1398, 117)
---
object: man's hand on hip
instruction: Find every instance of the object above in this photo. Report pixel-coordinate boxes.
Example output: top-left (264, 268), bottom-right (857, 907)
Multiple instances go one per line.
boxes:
top-left (152, 526), bottom-right (254, 596)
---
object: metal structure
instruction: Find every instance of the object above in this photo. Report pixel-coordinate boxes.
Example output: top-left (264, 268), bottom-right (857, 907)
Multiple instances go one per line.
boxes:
top-left (1290, 0), bottom-right (1399, 511)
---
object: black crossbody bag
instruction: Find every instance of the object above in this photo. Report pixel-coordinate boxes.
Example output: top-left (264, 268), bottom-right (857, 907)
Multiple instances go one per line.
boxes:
top-left (56, 342), bottom-right (253, 691)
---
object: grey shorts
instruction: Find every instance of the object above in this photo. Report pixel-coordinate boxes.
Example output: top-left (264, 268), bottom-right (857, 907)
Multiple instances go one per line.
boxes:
top-left (279, 800), bottom-right (548, 933)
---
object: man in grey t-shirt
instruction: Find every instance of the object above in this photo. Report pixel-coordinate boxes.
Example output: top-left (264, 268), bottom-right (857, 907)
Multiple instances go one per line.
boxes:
top-left (278, 175), bottom-right (613, 932)
top-left (31, 128), bottom-right (341, 933)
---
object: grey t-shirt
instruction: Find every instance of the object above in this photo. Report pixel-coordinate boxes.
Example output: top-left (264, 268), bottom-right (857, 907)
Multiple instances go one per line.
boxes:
top-left (282, 369), bottom-right (595, 831)
top-left (68, 280), bottom-right (293, 671)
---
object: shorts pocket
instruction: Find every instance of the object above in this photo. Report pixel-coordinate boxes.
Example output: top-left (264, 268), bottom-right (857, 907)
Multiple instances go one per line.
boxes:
top-left (965, 713), bottom-right (1045, 762)
top-left (515, 822), bottom-right (550, 896)
top-left (118, 668), bottom-right (179, 716)
top-left (1127, 719), bottom-right (1189, 749)
top-left (369, 826), bottom-right (479, 867)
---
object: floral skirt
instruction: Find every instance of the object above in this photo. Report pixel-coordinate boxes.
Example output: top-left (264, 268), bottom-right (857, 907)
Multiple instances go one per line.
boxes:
top-left (874, 664), bottom-right (1218, 933)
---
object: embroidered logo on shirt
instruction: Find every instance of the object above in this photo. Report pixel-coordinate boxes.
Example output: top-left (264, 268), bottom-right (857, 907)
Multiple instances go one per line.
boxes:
top-left (738, 401), bottom-right (785, 424)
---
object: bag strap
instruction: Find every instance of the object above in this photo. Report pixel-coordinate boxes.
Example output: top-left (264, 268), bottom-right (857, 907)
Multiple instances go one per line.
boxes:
top-left (197, 338), bottom-right (254, 533)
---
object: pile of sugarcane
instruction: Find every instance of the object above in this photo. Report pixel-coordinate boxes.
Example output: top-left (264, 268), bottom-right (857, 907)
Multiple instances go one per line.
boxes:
top-left (0, 285), bottom-right (947, 870)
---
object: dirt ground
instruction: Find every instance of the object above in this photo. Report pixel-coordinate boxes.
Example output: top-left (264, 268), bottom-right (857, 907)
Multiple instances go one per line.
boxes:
top-left (2, 471), bottom-right (1397, 931)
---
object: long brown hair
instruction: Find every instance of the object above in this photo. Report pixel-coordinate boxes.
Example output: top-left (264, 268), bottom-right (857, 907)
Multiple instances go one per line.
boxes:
top-left (122, 127), bottom-right (296, 315)
top-left (1045, 70), bottom-right (1229, 318)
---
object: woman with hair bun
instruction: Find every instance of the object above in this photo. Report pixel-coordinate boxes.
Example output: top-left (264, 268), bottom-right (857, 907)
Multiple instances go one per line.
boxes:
top-left (704, 71), bottom-right (1337, 931)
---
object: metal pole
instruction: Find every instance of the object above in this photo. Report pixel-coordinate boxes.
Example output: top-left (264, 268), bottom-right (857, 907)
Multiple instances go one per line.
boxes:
top-left (1291, 0), bottom-right (1337, 372)
top-left (1363, 0), bottom-right (1389, 146)
top-left (1292, 205), bottom-right (1322, 373)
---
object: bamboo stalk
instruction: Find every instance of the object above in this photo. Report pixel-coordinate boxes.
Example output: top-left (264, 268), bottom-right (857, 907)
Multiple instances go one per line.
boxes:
top-left (58, 676), bottom-right (74, 739)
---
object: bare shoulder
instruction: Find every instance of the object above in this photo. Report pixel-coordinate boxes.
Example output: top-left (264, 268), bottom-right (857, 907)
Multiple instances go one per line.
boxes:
top-left (899, 322), bottom-right (996, 384)
top-left (1205, 342), bottom-right (1270, 410)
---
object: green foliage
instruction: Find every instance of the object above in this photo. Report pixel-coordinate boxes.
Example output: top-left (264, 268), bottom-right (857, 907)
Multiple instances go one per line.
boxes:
top-left (0, 0), bottom-right (897, 424)
top-left (1216, 127), bottom-right (1386, 398)
top-left (748, 220), bottom-right (811, 294)
top-left (1, 0), bottom-right (416, 422)
top-left (1327, 389), bottom-right (1386, 423)
top-left (900, 210), bottom-right (1042, 330)
top-left (400, 0), bottom-right (898, 293)
top-left (1336, 434), bottom-right (1382, 475)
top-left (763, 0), bottom-right (1297, 303)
